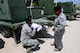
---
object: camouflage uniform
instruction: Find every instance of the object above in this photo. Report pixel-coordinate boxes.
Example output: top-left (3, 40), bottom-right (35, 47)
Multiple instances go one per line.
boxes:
top-left (20, 23), bottom-right (39, 49)
top-left (53, 12), bottom-right (66, 50)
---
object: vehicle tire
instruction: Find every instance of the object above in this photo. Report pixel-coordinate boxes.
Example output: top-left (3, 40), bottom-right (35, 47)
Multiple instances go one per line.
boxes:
top-left (0, 26), bottom-right (12, 38)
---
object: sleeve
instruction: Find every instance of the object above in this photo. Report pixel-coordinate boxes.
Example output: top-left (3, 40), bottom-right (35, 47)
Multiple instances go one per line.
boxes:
top-left (31, 28), bottom-right (36, 37)
top-left (27, 27), bottom-right (36, 37)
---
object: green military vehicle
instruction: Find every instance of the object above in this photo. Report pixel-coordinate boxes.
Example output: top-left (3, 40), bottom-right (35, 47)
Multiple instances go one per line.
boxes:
top-left (0, 0), bottom-right (27, 44)
top-left (0, 0), bottom-right (55, 44)
top-left (55, 2), bottom-right (77, 20)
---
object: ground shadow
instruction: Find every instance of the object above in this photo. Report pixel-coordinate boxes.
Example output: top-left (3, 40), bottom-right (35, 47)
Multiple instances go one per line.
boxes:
top-left (0, 38), bottom-right (5, 49)
top-left (32, 30), bottom-right (54, 39)
top-left (37, 39), bottom-right (45, 44)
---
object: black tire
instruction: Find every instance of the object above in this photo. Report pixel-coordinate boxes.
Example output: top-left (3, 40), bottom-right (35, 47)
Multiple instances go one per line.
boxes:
top-left (0, 26), bottom-right (12, 38)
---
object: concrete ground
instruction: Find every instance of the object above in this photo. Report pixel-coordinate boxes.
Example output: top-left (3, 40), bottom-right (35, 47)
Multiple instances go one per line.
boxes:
top-left (0, 18), bottom-right (80, 53)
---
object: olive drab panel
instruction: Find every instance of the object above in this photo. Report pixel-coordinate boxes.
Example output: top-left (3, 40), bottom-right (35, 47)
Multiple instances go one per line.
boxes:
top-left (0, 0), bottom-right (11, 21)
top-left (39, 0), bottom-right (54, 15)
top-left (0, 0), bottom-right (27, 23)
top-left (26, 0), bottom-right (54, 19)
top-left (57, 2), bottom-right (74, 13)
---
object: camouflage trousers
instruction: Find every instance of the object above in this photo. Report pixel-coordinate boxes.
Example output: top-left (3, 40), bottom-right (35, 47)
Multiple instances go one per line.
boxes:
top-left (22, 39), bottom-right (39, 49)
top-left (54, 29), bottom-right (65, 50)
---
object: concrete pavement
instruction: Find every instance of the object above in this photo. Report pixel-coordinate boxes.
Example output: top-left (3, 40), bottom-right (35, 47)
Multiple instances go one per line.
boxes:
top-left (0, 18), bottom-right (80, 53)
